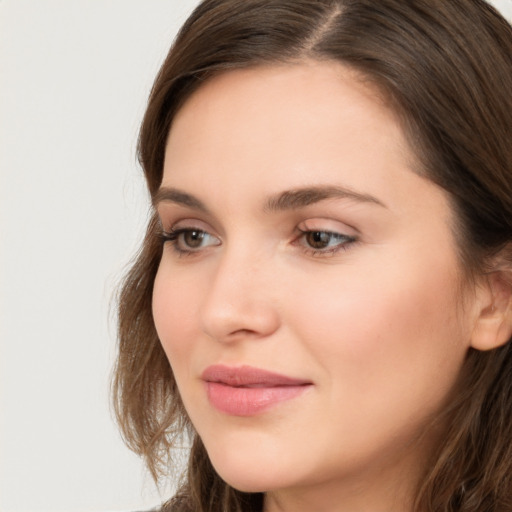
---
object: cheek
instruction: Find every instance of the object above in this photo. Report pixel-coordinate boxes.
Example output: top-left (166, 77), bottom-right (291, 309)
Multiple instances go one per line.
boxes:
top-left (285, 251), bottom-right (469, 414)
top-left (152, 264), bottom-right (200, 364)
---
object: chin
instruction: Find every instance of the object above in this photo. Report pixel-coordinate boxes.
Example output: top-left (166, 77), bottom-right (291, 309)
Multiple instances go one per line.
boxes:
top-left (219, 475), bottom-right (269, 494)
top-left (204, 441), bottom-right (295, 493)
top-left (212, 466), bottom-right (285, 494)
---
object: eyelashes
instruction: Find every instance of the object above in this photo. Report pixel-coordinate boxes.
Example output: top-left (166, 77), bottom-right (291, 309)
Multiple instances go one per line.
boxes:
top-left (158, 226), bottom-right (357, 258)
top-left (294, 229), bottom-right (357, 256)
top-left (158, 227), bottom-right (221, 256)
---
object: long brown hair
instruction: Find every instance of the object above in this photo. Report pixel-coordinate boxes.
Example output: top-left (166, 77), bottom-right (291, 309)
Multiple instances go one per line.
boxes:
top-left (112, 1), bottom-right (512, 510)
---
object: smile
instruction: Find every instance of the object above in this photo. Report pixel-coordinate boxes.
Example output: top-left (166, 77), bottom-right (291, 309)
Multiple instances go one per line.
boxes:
top-left (201, 365), bottom-right (313, 416)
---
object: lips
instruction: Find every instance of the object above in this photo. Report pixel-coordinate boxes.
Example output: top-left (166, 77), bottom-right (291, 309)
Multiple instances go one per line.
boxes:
top-left (201, 365), bottom-right (312, 416)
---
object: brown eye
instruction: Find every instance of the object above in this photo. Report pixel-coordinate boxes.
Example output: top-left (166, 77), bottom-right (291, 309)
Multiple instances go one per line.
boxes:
top-left (299, 230), bottom-right (356, 254)
top-left (305, 231), bottom-right (333, 249)
top-left (182, 230), bottom-right (205, 248)
top-left (170, 228), bottom-right (221, 253)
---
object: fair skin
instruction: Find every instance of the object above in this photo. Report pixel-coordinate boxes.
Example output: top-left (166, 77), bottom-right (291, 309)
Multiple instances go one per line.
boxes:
top-left (152, 61), bottom-right (506, 512)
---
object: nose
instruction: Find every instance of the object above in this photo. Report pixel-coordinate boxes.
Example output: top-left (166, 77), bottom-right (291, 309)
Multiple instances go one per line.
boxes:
top-left (199, 247), bottom-right (281, 343)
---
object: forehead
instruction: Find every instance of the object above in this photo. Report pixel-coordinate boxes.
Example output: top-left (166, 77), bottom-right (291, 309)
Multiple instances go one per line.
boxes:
top-left (163, 61), bottom-right (415, 194)
top-left (171, 60), bottom-right (391, 124)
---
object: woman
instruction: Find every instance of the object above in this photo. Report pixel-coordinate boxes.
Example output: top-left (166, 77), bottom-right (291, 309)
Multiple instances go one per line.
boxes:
top-left (113, 1), bottom-right (512, 510)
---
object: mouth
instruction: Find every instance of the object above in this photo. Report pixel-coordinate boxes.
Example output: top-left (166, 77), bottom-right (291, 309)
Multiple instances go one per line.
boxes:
top-left (201, 364), bottom-right (313, 416)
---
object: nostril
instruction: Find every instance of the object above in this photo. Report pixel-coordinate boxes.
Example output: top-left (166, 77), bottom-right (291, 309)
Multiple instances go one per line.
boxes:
top-left (199, 295), bottom-right (280, 344)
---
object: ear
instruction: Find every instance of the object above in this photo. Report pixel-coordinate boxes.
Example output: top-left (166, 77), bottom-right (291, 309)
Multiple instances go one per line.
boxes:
top-left (470, 269), bottom-right (512, 351)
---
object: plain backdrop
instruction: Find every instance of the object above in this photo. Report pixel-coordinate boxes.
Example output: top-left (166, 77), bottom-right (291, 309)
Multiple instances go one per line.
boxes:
top-left (1, 1), bottom-right (511, 512)
top-left (0, 2), bottom-right (199, 511)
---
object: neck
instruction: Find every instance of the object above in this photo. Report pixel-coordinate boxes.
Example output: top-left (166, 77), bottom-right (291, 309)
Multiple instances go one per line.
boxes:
top-left (264, 476), bottom-right (413, 512)
top-left (262, 431), bottom-right (437, 512)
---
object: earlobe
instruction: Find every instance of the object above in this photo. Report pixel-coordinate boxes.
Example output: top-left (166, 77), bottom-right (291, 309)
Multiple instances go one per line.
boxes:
top-left (470, 270), bottom-right (512, 351)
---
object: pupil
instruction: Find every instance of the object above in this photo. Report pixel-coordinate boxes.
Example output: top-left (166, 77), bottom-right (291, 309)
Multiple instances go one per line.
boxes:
top-left (184, 230), bottom-right (204, 248)
top-left (307, 231), bottom-right (330, 249)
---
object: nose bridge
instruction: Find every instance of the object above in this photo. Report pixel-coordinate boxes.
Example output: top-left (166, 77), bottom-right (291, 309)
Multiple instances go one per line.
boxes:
top-left (199, 240), bottom-right (279, 342)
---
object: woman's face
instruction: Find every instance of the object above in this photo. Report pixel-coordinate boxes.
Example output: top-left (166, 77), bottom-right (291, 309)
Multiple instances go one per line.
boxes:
top-left (152, 62), bottom-right (480, 508)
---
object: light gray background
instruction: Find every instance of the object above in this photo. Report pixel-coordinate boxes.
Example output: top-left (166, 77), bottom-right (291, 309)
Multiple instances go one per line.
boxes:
top-left (1, 1), bottom-right (511, 512)
top-left (0, 2), bottom-right (199, 511)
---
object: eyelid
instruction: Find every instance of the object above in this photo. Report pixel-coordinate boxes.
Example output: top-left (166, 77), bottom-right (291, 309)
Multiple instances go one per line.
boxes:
top-left (297, 218), bottom-right (358, 236)
top-left (159, 215), bottom-right (210, 230)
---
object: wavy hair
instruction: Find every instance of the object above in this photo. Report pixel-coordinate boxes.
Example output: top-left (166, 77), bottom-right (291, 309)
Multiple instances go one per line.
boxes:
top-left (112, 1), bottom-right (512, 510)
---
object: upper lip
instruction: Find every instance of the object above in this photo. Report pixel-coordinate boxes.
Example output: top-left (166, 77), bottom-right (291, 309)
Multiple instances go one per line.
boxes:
top-left (201, 364), bottom-right (312, 388)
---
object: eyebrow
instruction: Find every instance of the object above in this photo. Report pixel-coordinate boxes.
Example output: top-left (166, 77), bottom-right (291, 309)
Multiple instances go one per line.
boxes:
top-left (264, 185), bottom-right (387, 212)
top-left (153, 187), bottom-right (210, 213)
top-left (153, 185), bottom-right (387, 213)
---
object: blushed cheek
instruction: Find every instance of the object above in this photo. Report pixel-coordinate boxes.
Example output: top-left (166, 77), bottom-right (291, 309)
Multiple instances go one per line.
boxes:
top-left (152, 269), bottom-right (195, 360)
top-left (287, 259), bottom-right (466, 386)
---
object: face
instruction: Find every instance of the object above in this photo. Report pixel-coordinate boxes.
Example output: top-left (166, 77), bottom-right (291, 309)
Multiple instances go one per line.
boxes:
top-left (152, 62), bottom-right (479, 509)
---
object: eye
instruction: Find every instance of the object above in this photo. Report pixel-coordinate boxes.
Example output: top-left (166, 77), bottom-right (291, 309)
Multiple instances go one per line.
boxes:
top-left (305, 231), bottom-right (339, 249)
top-left (159, 227), bottom-right (221, 254)
top-left (296, 229), bottom-right (357, 255)
top-left (180, 229), bottom-right (210, 248)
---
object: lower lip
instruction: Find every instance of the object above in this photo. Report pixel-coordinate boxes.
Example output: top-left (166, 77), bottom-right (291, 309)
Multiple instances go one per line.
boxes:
top-left (205, 382), bottom-right (311, 416)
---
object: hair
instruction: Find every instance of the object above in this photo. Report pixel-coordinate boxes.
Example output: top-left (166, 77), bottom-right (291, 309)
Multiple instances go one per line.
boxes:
top-left (112, 1), bottom-right (512, 510)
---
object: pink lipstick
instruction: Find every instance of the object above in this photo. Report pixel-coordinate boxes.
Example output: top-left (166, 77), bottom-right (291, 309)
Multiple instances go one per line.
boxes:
top-left (202, 365), bottom-right (312, 416)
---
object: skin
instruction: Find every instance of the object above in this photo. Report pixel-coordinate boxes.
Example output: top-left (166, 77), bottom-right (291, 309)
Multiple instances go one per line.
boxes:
top-left (152, 61), bottom-right (501, 512)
